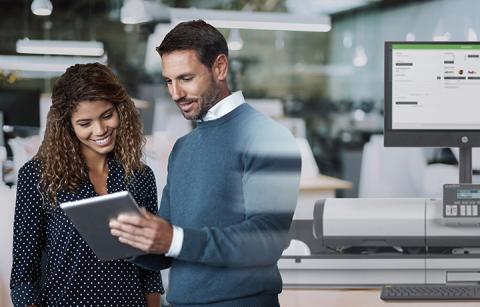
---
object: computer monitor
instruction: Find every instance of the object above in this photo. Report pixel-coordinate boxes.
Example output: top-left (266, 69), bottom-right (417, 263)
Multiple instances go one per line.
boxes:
top-left (0, 89), bottom-right (40, 132)
top-left (385, 41), bottom-right (480, 147)
top-left (384, 42), bottom-right (480, 182)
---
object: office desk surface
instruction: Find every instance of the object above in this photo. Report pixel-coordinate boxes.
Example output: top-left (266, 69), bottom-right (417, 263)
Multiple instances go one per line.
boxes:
top-left (279, 289), bottom-right (480, 307)
top-left (300, 175), bottom-right (352, 192)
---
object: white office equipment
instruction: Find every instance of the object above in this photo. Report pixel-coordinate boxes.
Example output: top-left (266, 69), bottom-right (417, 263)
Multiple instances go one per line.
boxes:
top-left (280, 198), bottom-right (480, 287)
top-left (280, 43), bottom-right (480, 295)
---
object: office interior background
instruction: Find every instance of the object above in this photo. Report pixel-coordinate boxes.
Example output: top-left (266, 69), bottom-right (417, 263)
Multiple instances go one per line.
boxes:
top-left (1, 0), bottom-right (479, 306)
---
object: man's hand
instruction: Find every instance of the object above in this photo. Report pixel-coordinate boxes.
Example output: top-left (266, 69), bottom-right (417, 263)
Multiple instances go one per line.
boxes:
top-left (109, 208), bottom-right (173, 254)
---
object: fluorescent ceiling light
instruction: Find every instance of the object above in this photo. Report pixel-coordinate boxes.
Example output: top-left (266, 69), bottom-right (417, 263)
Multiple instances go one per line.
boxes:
top-left (0, 55), bottom-right (107, 74)
top-left (121, 0), bottom-right (152, 24)
top-left (16, 39), bottom-right (105, 56)
top-left (31, 0), bottom-right (52, 16)
top-left (286, 0), bottom-right (379, 15)
top-left (170, 8), bottom-right (331, 32)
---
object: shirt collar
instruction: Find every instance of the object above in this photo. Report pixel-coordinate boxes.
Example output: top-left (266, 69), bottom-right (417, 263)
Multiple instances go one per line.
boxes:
top-left (201, 91), bottom-right (245, 122)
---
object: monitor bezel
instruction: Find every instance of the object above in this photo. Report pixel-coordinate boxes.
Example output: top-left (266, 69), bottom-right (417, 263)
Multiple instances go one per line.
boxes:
top-left (384, 41), bottom-right (480, 148)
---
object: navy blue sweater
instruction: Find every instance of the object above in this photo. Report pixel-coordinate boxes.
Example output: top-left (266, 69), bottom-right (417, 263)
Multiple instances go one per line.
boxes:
top-left (136, 103), bottom-right (301, 306)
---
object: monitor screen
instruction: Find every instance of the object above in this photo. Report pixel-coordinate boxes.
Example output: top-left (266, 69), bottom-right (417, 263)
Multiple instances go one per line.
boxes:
top-left (0, 89), bottom-right (40, 128)
top-left (384, 42), bottom-right (480, 147)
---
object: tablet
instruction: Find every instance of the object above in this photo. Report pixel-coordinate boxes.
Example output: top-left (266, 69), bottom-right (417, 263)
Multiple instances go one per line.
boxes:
top-left (60, 191), bottom-right (146, 261)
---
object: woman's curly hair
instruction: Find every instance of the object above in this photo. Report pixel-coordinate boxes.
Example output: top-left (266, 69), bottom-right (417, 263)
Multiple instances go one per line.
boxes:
top-left (35, 63), bottom-right (145, 205)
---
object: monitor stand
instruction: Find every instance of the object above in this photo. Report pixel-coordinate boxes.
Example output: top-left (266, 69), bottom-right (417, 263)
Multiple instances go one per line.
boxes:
top-left (459, 146), bottom-right (472, 184)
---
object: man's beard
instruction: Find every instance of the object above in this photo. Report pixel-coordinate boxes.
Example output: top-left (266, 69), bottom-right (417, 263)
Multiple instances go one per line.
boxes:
top-left (175, 78), bottom-right (223, 121)
top-left (193, 83), bottom-right (222, 120)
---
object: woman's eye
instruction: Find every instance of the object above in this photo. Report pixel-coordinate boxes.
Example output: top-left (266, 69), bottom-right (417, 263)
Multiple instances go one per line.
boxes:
top-left (103, 113), bottom-right (113, 119)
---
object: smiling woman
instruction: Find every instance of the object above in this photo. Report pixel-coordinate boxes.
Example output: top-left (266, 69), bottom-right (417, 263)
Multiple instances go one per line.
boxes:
top-left (37, 63), bottom-right (145, 203)
top-left (9, 63), bottom-right (164, 307)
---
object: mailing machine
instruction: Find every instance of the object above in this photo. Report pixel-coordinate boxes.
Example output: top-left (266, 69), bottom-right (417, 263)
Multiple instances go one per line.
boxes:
top-left (279, 194), bottom-right (480, 288)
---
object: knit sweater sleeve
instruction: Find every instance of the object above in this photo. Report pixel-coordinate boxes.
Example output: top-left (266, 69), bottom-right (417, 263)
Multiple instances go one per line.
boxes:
top-left (177, 126), bottom-right (301, 267)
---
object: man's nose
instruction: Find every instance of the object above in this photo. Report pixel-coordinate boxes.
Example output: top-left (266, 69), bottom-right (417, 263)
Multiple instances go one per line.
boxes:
top-left (170, 83), bottom-right (186, 101)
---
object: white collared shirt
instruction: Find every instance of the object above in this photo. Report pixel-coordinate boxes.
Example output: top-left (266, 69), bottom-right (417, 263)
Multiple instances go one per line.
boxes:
top-left (165, 91), bottom-right (245, 257)
top-left (200, 91), bottom-right (245, 122)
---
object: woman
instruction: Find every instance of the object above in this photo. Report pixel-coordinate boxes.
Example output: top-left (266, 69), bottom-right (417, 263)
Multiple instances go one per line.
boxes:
top-left (10, 63), bottom-right (163, 307)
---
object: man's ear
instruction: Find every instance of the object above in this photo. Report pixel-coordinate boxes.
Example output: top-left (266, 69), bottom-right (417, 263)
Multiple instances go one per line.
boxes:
top-left (212, 54), bottom-right (228, 82)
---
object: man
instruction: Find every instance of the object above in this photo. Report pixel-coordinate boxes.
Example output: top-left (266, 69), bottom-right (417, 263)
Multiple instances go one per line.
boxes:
top-left (110, 20), bottom-right (301, 307)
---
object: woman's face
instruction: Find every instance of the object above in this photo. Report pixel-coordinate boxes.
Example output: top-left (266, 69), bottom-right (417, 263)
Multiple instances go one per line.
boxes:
top-left (70, 100), bottom-right (120, 160)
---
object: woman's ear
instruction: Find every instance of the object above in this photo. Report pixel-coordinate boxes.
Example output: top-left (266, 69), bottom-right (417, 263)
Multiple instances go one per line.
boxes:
top-left (212, 54), bottom-right (229, 82)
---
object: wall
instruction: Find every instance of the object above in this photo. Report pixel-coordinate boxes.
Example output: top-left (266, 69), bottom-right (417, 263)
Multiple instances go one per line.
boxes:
top-left (327, 0), bottom-right (480, 104)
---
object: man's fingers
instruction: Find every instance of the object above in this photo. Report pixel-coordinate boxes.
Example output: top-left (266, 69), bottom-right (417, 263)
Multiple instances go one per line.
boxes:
top-left (139, 207), bottom-right (149, 216)
top-left (110, 220), bottom-right (148, 237)
top-left (116, 213), bottom-right (148, 226)
top-left (112, 228), bottom-right (151, 244)
top-left (113, 229), bottom-right (159, 252)
top-left (140, 208), bottom-right (157, 220)
top-left (118, 236), bottom-right (150, 252)
top-left (108, 212), bottom-right (171, 254)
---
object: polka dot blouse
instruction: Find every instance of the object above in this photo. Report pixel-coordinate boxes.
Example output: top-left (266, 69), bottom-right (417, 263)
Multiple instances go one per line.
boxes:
top-left (10, 158), bottom-right (163, 307)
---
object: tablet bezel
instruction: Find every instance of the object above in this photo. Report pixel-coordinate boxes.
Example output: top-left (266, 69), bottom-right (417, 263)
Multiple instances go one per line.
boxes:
top-left (60, 191), bottom-right (146, 261)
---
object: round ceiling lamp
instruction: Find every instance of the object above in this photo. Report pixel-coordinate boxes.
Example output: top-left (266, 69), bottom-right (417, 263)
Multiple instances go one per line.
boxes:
top-left (31, 0), bottom-right (53, 16)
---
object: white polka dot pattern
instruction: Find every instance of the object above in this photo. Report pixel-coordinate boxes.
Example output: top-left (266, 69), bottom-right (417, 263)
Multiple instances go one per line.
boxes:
top-left (10, 158), bottom-right (163, 306)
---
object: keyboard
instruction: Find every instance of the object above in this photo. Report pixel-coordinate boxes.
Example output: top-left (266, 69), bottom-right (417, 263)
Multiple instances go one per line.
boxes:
top-left (381, 284), bottom-right (480, 300)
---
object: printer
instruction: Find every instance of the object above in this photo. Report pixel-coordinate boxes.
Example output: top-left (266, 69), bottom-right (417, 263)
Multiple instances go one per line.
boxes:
top-left (279, 197), bottom-right (480, 288)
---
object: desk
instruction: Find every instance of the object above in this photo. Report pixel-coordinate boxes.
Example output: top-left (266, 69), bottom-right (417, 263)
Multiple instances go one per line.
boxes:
top-left (279, 289), bottom-right (480, 307)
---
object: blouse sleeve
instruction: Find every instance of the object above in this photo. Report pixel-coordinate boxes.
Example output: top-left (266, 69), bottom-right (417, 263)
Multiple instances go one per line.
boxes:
top-left (137, 166), bottom-right (164, 294)
top-left (10, 160), bottom-right (47, 306)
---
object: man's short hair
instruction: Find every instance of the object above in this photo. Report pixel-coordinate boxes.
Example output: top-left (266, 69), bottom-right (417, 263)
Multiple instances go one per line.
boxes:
top-left (156, 19), bottom-right (229, 69)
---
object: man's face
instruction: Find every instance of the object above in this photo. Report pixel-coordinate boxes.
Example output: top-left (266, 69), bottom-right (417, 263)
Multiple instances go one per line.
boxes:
top-left (161, 50), bottom-right (222, 120)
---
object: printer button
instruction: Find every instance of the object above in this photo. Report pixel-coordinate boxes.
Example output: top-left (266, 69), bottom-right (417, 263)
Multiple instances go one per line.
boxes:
top-left (445, 205), bottom-right (452, 216)
top-left (460, 205), bottom-right (466, 216)
top-left (452, 205), bottom-right (458, 216)
top-left (467, 205), bottom-right (472, 216)
top-left (474, 205), bottom-right (478, 216)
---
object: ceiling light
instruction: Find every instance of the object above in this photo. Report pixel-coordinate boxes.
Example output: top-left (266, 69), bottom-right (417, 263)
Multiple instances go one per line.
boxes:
top-left (170, 8), bottom-right (331, 32)
top-left (353, 45), bottom-right (368, 67)
top-left (0, 55), bottom-right (107, 74)
top-left (286, 0), bottom-right (379, 15)
top-left (121, 0), bottom-right (152, 24)
top-left (405, 32), bottom-right (416, 41)
top-left (31, 0), bottom-right (52, 16)
top-left (227, 29), bottom-right (243, 51)
top-left (16, 39), bottom-right (104, 56)
top-left (467, 28), bottom-right (478, 41)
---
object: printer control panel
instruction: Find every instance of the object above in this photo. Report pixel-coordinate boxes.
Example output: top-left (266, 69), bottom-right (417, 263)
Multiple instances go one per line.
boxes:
top-left (443, 184), bottom-right (480, 224)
